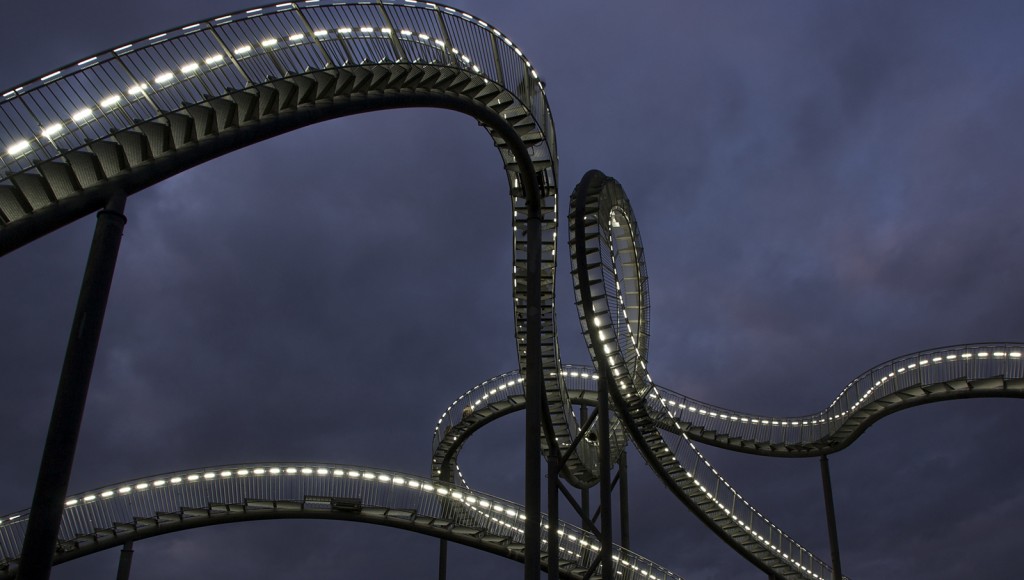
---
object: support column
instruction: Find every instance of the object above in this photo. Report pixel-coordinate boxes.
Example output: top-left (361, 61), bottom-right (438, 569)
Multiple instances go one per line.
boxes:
top-left (617, 450), bottom-right (630, 551)
top-left (597, 371), bottom-right (614, 576)
top-left (18, 194), bottom-right (127, 580)
top-left (547, 456), bottom-right (560, 580)
top-left (820, 455), bottom-right (843, 580)
top-left (579, 406), bottom-right (590, 531)
top-left (438, 539), bottom-right (447, 580)
top-left (115, 541), bottom-right (134, 580)
top-left (524, 195), bottom-right (543, 580)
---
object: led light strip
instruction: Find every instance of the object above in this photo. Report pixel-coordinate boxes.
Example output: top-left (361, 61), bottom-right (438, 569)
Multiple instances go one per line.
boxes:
top-left (31, 463), bottom-right (674, 579)
top-left (4, 17), bottom-right (500, 162)
top-left (651, 346), bottom-right (1024, 431)
top-left (571, 173), bottom-right (828, 578)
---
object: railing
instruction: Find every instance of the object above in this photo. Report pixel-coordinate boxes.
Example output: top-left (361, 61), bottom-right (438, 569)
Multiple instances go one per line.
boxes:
top-left (432, 366), bottom-right (835, 578)
top-left (0, 0), bottom-right (597, 496)
top-left (431, 364), bottom-right (629, 487)
top-left (432, 364), bottom-right (601, 455)
top-left (0, 463), bottom-right (681, 580)
top-left (0, 0), bottom-right (553, 193)
top-left (649, 342), bottom-right (1024, 447)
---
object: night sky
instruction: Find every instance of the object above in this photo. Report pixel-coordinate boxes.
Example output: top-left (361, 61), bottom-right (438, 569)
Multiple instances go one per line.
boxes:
top-left (3, 1), bottom-right (1024, 579)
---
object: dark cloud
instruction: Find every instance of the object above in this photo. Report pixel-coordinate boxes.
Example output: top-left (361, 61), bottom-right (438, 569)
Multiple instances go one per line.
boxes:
top-left (3, 1), bottom-right (1024, 578)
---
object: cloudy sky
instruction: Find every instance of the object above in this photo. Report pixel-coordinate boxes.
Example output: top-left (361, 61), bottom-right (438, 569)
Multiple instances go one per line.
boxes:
top-left (2, 1), bottom-right (1024, 578)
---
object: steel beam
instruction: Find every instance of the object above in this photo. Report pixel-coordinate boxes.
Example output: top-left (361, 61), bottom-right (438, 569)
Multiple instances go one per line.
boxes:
top-left (524, 181), bottom-right (543, 580)
top-left (547, 456), bottom-right (560, 580)
top-left (618, 451), bottom-right (630, 550)
top-left (115, 541), bottom-right (133, 580)
top-left (820, 455), bottom-right (843, 579)
top-left (597, 371), bottom-right (614, 576)
top-left (438, 539), bottom-right (447, 580)
top-left (18, 194), bottom-right (127, 580)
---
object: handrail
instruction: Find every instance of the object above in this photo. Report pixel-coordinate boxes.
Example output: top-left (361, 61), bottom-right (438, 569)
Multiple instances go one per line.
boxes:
top-left (0, 463), bottom-right (681, 580)
top-left (0, 1), bottom-right (551, 190)
top-left (648, 342), bottom-right (1024, 450)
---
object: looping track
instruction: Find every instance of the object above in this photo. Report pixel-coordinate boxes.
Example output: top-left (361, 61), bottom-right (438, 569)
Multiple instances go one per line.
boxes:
top-left (566, 170), bottom-right (1024, 579)
top-left (1, 3), bottom-right (1021, 579)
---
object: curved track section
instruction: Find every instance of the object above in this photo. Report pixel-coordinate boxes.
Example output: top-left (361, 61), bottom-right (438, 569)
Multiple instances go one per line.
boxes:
top-left (432, 365), bottom-right (627, 488)
top-left (5, 5), bottom-right (1023, 580)
top-left (0, 0), bottom-right (597, 486)
top-left (434, 352), bottom-right (1024, 578)
top-left (567, 170), bottom-right (1024, 579)
top-left (0, 464), bottom-right (680, 580)
top-left (435, 351), bottom-right (1024, 478)
top-left (571, 171), bottom-right (833, 579)
top-left (646, 343), bottom-right (1024, 457)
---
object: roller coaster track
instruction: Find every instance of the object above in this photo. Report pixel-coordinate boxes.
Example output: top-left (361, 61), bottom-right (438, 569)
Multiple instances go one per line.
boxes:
top-left (433, 345), bottom-right (1024, 578)
top-left (565, 170), bottom-right (1024, 579)
top-left (0, 0), bottom-right (605, 492)
top-left (1, 3), bottom-right (1021, 580)
top-left (0, 464), bottom-right (679, 580)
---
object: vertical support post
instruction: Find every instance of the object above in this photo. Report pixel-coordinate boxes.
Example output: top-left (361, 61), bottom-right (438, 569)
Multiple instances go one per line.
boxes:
top-left (115, 541), bottom-right (134, 580)
top-left (547, 457), bottom-right (559, 580)
top-left (820, 455), bottom-right (843, 580)
top-left (438, 539), bottom-right (447, 580)
top-left (19, 194), bottom-right (127, 580)
top-left (597, 371), bottom-right (614, 576)
top-left (524, 186), bottom-right (543, 580)
top-left (579, 406), bottom-right (590, 531)
top-left (617, 450), bottom-right (630, 551)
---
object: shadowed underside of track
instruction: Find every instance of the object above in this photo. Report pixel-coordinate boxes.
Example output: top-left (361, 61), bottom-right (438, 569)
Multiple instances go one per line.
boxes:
top-left (0, 0), bottom-right (602, 491)
top-left (0, 64), bottom-right (542, 253)
top-left (4, 3), bottom-right (1023, 580)
top-left (0, 464), bottom-right (680, 580)
top-left (650, 345), bottom-right (1024, 457)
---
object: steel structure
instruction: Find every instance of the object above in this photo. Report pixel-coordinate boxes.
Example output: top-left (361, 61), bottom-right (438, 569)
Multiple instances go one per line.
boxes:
top-left (0, 463), bottom-right (678, 580)
top-left (1, 2), bottom-right (1022, 580)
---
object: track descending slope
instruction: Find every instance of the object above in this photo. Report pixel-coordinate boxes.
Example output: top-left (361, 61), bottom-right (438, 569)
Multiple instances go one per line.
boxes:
top-left (650, 343), bottom-right (1024, 457)
top-left (3, 3), bottom-right (1022, 580)
top-left (0, 0), bottom-right (602, 488)
top-left (564, 170), bottom-right (1021, 579)
top-left (0, 464), bottom-right (680, 580)
top-left (433, 347), bottom-right (1024, 578)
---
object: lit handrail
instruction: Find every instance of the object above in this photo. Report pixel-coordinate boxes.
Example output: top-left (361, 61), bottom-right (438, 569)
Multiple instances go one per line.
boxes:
top-left (0, 0), bottom-right (602, 489)
top-left (0, 1), bottom-right (550, 186)
top-left (0, 463), bottom-right (681, 580)
top-left (648, 342), bottom-right (1024, 451)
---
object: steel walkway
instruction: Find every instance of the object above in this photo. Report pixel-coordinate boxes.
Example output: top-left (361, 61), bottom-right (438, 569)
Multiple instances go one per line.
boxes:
top-left (1, 3), bottom-right (1020, 580)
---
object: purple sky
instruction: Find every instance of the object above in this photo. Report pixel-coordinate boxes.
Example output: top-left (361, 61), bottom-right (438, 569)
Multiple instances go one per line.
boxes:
top-left (2, 1), bottom-right (1024, 578)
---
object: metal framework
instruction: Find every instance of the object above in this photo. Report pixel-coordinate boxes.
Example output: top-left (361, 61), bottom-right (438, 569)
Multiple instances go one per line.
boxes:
top-left (1, 3), bottom-right (1022, 580)
top-left (0, 463), bottom-right (677, 580)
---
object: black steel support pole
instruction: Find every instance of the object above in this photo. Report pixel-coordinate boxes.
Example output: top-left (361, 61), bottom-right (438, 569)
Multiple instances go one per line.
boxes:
top-left (579, 407), bottom-right (590, 531)
top-left (524, 197), bottom-right (543, 580)
top-left (115, 541), bottom-right (134, 580)
top-left (597, 372), bottom-right (614, 576)
top-left (618, 451), bottom-right (630, 551)
top-left (820, 455), bottom-right (843, 580)
top-left (18, 194), bottom-right (127, 580)
top-left (547, 457), bottom-right (560, 580)
top-left (438, 539), bottom-right (447, 580)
